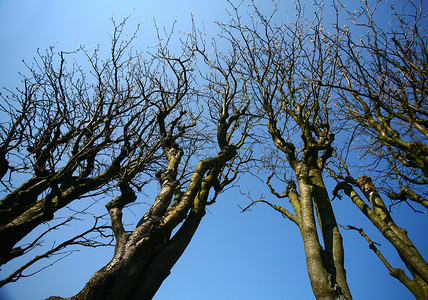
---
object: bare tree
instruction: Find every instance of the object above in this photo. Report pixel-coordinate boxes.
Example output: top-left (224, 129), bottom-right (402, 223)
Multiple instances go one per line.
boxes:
top-left (2, 1), bottom-right (426, 299)
top-left (1, 16), bottom-right (254, 299)
top-left (217, 0), bottom-right (427, 299)
top-left (330, 0), bottom-right (428, 209)
top-left (332, 174), bottom-right (428, 299)
top-left (0, 17), bottom-right (165, 266)
top-left (220, 2), bottom-right (352, 299)
top-left (327, 1), bottom-right (428, 298)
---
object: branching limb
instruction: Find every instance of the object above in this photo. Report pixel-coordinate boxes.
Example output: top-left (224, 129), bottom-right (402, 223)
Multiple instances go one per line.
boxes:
top-left (106, 181), bottom-right (137, 244)
top-left (0, 218), bottom-right (112, 287)
top-left (343, 225), bottom-right (427, 299)
top-left (334, 180), bottom-right (428, 285)
top-left (239, 191), bottom-right (298, 225)
top-left (389, 187), bottom-right (428, 210)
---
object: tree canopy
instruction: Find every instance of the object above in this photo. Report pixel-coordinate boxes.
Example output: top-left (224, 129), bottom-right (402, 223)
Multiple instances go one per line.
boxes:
top-left (1, 0), bottom-right (427, 299)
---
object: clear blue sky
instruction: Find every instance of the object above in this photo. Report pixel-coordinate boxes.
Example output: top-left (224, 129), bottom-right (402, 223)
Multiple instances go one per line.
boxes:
top-left (0, 1), bottom-right (427, 300)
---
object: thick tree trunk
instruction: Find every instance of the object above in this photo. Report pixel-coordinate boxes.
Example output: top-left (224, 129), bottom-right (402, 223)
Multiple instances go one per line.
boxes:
top-left (47, 210), bottom-right (204, 300)
top-left (296, 164), bottom-right (352, 300)
top-left (47, 144), bottom-right (237, 300)
top-left (310, 169), bottom-right (351, 299)
top-left (298, 177), bottom-right (334, 300)
top-left (127, 210), bottom-right (204, 300)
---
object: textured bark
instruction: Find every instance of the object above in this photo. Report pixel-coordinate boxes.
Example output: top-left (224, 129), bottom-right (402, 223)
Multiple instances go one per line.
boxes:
top-left (337, 182), bottom-right (428, 299)
top-left (46, 143), bottom-right (238, 300)
top-left (354, 177), bottom-right (428, 284)
top-left (127, 209), bottom-right (205, 300)
top-left (310, 169), bottom-right (351, 299)
top-left (297, 164), bottom-right (352, 300)
top-left (57, 211), bottom-right (204, 300)
top-left (298, 175), bottom-right (334, 300)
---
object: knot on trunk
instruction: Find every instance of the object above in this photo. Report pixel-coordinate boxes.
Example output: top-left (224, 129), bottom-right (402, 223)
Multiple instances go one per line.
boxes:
top-left (356, 176), bottom-right (376, 194)
top-left (155, 169), bottom-right (178, 186)
top-left (286, 180), bottom-right (297, 195)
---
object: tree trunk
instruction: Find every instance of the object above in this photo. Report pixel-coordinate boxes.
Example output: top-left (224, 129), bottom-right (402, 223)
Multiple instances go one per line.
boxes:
top-left (338, 182), bottom-right (428, 299)
top-left (46, 203), bottom-right (205, 300)
top-left (297, 164), bottom-right (352, 300)
top-left (310, 169), bottom-right (351, 299)
top-left (46, 144), bottom-right (237, 300)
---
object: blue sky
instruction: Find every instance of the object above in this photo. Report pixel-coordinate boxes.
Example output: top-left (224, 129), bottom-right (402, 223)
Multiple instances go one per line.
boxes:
top-left (0, 1), bottom-right (427, 300)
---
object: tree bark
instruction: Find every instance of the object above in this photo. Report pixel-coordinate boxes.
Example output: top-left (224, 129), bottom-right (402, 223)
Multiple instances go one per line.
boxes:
top-left (338, 181), bottom-right (428, 299)
top-left (46, 143), bottom-right (237, 300)
top-left (296, 163), bottom-right (352, 300)
top-left (310, 169), bottom-right (351, 299)
top-left (48, 210), bottom-right (204, 300)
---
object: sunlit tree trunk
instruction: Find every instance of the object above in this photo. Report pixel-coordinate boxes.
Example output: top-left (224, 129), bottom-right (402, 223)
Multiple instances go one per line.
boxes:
top-left (49, 152), bottom-right (227, 300)
top-left (222, 2), bottom-right (353, 298)
top-left (334, 177), bottom-right (428, 299)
